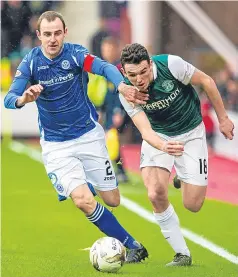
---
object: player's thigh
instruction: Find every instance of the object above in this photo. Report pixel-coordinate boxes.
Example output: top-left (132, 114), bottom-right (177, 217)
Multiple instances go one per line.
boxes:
top-left (42, 145), bottom-right (87, 199)
top-left (174, 123), bottom-right (208, 212)
top-left (79, 129), bottom-right (117, 194)
top-left (142, 166), bottom-right (170, 191)
top-left (181, 181), bottom-right (207, 212)
top-left (174, 123), bottom-right (208, 186)
top-left (97, 188), bottom-right (120, 207)
top-left (140, 139), bottom-right (173, 193)
top-left (140, 139), bottom-right (174, 175)
top-left (141, 166), bottom-right (170, 202)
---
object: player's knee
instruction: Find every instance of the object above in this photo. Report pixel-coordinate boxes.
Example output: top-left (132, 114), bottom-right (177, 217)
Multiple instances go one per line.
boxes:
top-left (183, 199), bottom-right (203, 213)
top-left (147, 187), bottom-right (167, 205)
top-left (73, 194), bottom-right (96, 213)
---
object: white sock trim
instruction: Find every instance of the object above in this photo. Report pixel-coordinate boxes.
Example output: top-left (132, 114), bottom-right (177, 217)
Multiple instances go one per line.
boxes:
top-left (153, 204), bottom-right (175, 223)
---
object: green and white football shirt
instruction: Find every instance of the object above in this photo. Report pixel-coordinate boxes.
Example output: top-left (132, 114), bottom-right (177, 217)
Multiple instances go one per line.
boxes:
top-left (120, 55), bottom-right (202, 136)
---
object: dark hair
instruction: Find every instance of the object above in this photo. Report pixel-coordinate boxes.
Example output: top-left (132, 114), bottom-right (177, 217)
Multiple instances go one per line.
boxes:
top-left (37, 11), bottom-right (66, 31)
top-left (120, 43), bottom-right (150, 68)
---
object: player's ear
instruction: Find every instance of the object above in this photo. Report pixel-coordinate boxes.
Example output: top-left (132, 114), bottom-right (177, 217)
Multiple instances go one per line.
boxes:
top-left (36, 30), bottom-right (41, 41)
top-left (121, 67), bottom-right (126, 77)
top-left (64, 27), bottom-right (68, 35)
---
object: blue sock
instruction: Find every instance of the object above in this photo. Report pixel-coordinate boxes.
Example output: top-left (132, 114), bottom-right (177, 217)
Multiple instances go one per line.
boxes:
top-left (87, 202), bottom-right (139, 249)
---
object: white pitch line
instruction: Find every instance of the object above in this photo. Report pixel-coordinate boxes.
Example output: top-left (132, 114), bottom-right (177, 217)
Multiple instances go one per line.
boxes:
top-left (8, 141), bottom-right (238, 265)
top-left (9, 140), bottom-right (42, 163)
top-left (80, 247), bottom-right (91, 251)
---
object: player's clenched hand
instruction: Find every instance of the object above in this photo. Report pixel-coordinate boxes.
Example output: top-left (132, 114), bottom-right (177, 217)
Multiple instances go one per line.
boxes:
top-left (118, 82), bottom-right (149, 105)
top-left (16, 84), bottom-right (43, 107)
top-left (219, 117), bottom-right (234, 140)
top-left (162, 141), bottom-right (184, 156)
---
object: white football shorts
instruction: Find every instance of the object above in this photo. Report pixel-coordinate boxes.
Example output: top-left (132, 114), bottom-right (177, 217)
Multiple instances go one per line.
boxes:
top-left (40, 123), bottom-right (117, 199)
top-left (140, 122), bottom-right (208, 186)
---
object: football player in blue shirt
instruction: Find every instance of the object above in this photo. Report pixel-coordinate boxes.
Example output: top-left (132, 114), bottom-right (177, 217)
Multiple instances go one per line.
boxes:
top-left (4, 11), bottom-right (149, 263)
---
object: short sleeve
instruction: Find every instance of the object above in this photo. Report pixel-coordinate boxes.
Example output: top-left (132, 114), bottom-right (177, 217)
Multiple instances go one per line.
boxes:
top-left (119, 94), bottom-right (143, 117)
top-left (15, 54), bottom-right (32, 81)
top-left (73, 44), bottom-right (90, 68)
top-left (168, 55), bottom-right (195, 85)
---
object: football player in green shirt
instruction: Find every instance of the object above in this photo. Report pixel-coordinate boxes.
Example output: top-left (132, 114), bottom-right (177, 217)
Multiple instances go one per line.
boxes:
top-left (119, 43), bottom-right (234, 266)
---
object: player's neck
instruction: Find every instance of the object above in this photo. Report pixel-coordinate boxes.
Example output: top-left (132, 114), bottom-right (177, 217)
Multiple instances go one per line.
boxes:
top-left (41, 49), bottom-right (57, 60)
top-left (150, 70), bottom-right (154, 83)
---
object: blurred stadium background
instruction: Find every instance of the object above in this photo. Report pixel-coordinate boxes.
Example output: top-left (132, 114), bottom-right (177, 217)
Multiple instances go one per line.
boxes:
top-left (1, 1), bottom-right (238, 277)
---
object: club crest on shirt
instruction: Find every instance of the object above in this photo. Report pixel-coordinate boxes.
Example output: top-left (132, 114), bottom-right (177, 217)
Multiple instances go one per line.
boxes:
top-left (162, 80), bottom-right (174, 92)
top-left (61, 60), bottom-right (70, 69)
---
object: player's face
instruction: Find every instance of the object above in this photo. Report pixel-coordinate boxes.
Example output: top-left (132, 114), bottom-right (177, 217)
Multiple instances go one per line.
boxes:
top-left (123, 60), bottom-right (153, 92)
top-left (36, 18), bottom-right (67, 59)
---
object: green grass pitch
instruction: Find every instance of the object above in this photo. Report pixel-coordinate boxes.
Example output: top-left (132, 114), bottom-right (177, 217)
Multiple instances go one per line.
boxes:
top-left (2, 141), bottom-right (238, 277)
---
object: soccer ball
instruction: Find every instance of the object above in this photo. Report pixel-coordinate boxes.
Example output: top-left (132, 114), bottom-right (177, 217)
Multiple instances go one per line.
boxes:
top-left (89, 237), bottom-right (126, 273)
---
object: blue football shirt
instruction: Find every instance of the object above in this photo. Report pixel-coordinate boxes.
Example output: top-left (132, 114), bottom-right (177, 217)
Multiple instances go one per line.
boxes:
top-left (4, 43), bottom-right (124, 141)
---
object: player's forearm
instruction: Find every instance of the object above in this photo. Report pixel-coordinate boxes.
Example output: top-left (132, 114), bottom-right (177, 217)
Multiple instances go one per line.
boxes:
top-left (4, 78), bottom-right (28, 109)
top-left (132, 111), bottom-right (165, 150)
top-left (102, 64), bottom-right (124, 89)
top-left (92, 58), bottom-right (123, 89)
top-left (4, 92), bottom-right (24, 109)
top-left (141, 129), bottom-right (165, 151)
top-left (202, 77), bottom-right (228, 123)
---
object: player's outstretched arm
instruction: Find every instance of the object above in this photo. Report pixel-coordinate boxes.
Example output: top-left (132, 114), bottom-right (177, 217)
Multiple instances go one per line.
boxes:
top-left (190, 69), bottom-right (234, 140)
top-left (83, 53), bottom-right (149, 105)
top-left (4, 53), bottom-right (35, 109)
top-left (117, 82), bottom-right (149, 105)
top-left (132, 111), bottom-right (184, 156)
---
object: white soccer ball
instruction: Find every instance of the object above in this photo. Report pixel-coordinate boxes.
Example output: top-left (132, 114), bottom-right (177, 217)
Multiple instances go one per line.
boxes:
top-left (89, 237), bottom-right (126, 273)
